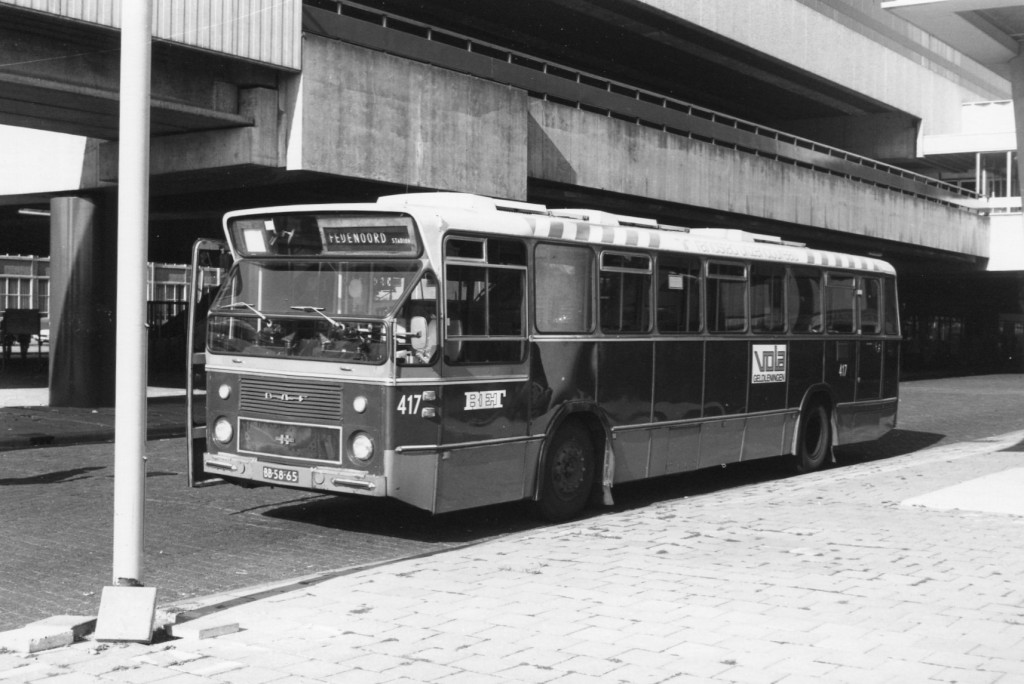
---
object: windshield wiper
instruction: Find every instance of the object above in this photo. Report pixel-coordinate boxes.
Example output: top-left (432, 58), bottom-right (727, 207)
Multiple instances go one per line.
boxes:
top-left (290, 305), bottom-right (344, 329)
top-left (222, 301), bottom-right (270, 322)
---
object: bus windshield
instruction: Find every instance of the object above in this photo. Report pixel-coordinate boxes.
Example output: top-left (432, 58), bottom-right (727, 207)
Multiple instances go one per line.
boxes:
top-left (207, 260), bottom-right (421, 363)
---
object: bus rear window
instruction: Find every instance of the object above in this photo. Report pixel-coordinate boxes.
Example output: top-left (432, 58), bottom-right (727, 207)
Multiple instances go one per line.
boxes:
top-left (228, 214), bottom-right (420, 257)
top-left (883, 277), bottom-right (900, 336)
top-left (860, 277), bottom-right (882, 335)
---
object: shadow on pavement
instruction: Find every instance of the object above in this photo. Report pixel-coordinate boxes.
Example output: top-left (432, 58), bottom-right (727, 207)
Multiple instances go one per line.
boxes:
top-left (1000, 437), bottom-right (1024, 452)
top-left (835, 428), bottom-right (946, 463)
top-left (608, 429), bottom-right (945, 514)
top-left (260, 493), bottom-right (540, 543)
top-left (0, 355), bottom-right (48, 389)
top-left (0, 466), bottom-right (106, 486)
top-left (258, 428), bottom-right (948, 541)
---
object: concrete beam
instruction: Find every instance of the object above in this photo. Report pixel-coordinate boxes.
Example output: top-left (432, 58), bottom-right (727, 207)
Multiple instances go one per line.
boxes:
top-left (0, 14), bottom-right (276, 140)
top-left (787, 112), bottom-right (920, 161)
top-left (292, 37), bottom-right (528, 200)
top-left (97, 87), bottom-right (281, 181)
top-left (528, 100), bottom-right (987, 258)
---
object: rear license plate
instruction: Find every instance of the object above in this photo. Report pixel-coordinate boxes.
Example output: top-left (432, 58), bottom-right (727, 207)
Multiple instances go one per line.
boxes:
top-left (262, 466), bottom-right (299, 483)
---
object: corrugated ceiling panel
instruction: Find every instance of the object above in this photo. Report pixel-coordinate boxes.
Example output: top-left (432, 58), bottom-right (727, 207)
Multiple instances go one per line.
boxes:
top-left (0, 0), bottom-right (301, 69)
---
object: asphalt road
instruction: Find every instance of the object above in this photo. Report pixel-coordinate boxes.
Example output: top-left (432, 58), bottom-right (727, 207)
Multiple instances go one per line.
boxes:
top-left (2, 374), bottom-right (1023, 632)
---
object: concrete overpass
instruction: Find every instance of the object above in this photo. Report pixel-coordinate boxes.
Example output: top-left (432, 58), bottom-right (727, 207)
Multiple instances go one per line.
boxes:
top-left (0, 0), bottom-right (1007, 404)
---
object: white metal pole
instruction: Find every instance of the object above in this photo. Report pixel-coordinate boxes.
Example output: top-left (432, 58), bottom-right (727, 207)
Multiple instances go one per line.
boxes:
top-left (112, 0), bottom-right (152, 586)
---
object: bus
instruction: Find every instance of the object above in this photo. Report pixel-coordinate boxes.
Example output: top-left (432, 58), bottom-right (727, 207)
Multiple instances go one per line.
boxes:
top-left (186, 192), bottom-right (899, 521)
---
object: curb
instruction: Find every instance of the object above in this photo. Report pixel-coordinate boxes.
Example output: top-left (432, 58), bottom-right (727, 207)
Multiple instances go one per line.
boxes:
top-left (2, 534), bottom-right (503, 652)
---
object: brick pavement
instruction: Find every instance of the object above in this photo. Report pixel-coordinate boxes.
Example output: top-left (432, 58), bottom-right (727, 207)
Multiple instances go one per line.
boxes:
top-left (3, 428), bottom-right (1024, 683)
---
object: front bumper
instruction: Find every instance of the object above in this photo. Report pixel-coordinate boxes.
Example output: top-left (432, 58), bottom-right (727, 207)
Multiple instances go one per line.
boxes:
top-left (203, 452), bottom-right (387, 496)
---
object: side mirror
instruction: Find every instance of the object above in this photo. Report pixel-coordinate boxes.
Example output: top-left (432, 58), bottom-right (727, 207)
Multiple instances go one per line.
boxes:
top-left (410, 316), bottom-right (428, 352)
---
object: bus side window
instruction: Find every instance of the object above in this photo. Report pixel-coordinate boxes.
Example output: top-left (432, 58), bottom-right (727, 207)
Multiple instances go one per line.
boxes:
top-left (444, 237), bottom-right (526, 364)
top-left (825, 274), bottom-right (856, 334)
top-left (706, 261), bottom-right (747, 333)
top-left (860, 277), bottom-right (881, 335)
top-left (657, 255), bottom-right (701, 333)
top-left (751, 263), bottom-right (786, 333)
top-left (787, 268), bottom-right (822, 333)
top-left (535, 244), bottom-right (594, 333)
top-left (600, 252), bottom-right (651, 333)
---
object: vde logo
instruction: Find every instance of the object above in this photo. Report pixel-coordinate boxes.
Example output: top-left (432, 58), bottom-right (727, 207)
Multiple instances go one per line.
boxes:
top-left (464, 390), bottom-right (507, 411)
top-left (752, 344), bottom-right (787, 384)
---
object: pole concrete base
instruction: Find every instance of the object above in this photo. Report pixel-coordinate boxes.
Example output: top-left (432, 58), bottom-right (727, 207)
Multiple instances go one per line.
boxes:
top-left (93, 586), bottom-right (157, 643)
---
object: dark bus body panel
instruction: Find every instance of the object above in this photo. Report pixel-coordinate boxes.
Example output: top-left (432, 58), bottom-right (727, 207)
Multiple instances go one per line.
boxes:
top-left (787, 340), bottom-right (825, 409)
top-left (652, 340), bottom-right (703, 422)
top-left (527, 340), bottom-right (598, 434)
top-left (436, 378), bottom-right (532, 513)
top-left (598, 340), bottom-right (654, 481)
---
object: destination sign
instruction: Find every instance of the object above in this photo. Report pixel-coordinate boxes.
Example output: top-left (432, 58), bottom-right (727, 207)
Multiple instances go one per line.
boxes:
top-left (321, 221), bottom-right (419, 255)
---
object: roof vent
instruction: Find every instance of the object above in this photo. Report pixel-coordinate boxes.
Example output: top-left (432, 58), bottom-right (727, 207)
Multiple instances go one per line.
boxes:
top-left (377, 192), bottom-right (548, 215)
top-left (688, 228), bottom-right (804, 247)
top-left (549, 209), bottom-right (659, 229)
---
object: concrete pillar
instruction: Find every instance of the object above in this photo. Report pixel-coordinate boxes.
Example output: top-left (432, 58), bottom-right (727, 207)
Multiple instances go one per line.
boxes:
top-left (1007, 53), bottom-right (1024, 206)
top-left (49, 195), bottom-right (116, 407)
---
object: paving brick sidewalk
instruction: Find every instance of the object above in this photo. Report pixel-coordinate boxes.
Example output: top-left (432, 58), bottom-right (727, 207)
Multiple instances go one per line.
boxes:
top-left (4, 430), bottom-right (1023, 683)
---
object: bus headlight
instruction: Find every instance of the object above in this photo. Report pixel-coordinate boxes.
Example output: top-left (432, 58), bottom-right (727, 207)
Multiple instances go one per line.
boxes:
top-left (218, 384), bottom-right (232, 400)
top-left (352, 395), bottom-right (368, 414)
top-left (213, 417), bottom-right (234, 444)
top-left (350, 432), bottom-right (374, 463)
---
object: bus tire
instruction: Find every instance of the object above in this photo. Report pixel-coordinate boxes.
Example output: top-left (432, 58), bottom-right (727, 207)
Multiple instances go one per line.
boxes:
top-left (533, 421), bottom-right (595, 522)
top-left (795, 401), bottom-right (830, 473)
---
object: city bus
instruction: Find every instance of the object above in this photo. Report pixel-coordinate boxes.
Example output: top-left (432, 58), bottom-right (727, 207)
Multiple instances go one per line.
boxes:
top-left (186, 192), bottom-right (899, 521)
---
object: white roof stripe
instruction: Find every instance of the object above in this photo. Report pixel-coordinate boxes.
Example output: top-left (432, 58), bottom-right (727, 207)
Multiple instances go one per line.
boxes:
top-left (534, 217), bottom-right (551, 237)
top-left (517, 215), bottom-right (894, 275)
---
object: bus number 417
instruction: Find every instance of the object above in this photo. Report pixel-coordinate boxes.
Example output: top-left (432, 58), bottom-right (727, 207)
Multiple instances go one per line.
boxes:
top-left (397, 393), bottom-right (423, 416)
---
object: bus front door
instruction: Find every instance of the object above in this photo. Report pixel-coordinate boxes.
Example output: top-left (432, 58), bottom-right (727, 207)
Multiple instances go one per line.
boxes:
top-left (186, 239), bottom-right (230, 487)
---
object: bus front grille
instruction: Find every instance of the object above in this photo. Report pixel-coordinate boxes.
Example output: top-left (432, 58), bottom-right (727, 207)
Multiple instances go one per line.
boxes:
top-left (239, 377), bottom-right (342, 423)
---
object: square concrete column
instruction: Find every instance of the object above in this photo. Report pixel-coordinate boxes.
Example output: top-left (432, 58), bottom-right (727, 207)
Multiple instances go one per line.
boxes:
top-left (49, 195), bottom-right (117, 407)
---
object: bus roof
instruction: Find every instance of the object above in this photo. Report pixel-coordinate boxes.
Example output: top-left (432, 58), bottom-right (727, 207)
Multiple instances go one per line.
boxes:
top-left (223, 192), bottom-right (895, 275)
top-left (375, 192), bottom-right (896, 275)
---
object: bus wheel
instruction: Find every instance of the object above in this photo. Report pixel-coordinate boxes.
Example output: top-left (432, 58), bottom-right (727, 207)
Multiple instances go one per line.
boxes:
top-left (795, 402), bottom-right (830, 473)
top-left (534, 422), bottom-right (595, 522)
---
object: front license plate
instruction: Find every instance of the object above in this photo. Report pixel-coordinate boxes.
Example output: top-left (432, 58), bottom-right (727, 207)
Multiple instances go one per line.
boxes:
top-left (262, 466), bottom-right (299, 483)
